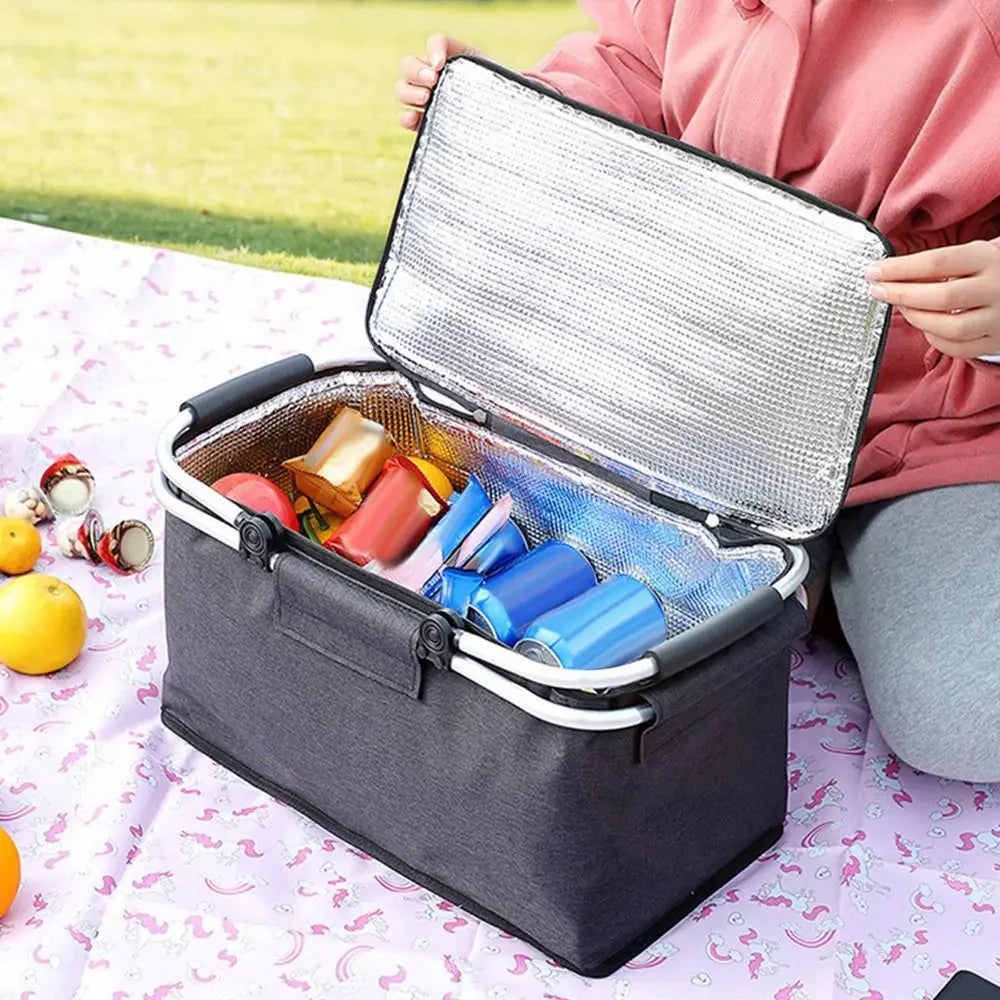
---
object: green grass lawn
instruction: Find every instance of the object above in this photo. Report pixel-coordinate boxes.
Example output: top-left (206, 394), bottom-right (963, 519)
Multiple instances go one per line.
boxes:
top-left (0, 0), bottom-right (586, 285)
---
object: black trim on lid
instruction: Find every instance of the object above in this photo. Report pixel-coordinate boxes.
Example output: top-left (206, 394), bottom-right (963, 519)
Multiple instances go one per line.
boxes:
top-left (364, 55), bottom-right (896, 544)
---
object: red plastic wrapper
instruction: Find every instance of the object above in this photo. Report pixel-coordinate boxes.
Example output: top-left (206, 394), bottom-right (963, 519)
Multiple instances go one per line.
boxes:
top-left (39, 453), bottom-right (95, 516)
top-left (56, 509), bottom-right (104, 563)
top-left (97, 519), bottom-right (155, 575)
top-left (324, 456), bottom-right (450, 568)
top-left (78, 509), bottom-right (105, 564)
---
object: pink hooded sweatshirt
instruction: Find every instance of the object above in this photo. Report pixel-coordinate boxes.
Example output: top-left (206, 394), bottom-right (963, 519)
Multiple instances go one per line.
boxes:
top-left (525, 0), bottom-right (1000, 506)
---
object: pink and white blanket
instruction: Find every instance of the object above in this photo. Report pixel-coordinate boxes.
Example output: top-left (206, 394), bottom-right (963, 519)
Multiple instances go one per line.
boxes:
top-left (1, 219), bottom-right (998, 1000)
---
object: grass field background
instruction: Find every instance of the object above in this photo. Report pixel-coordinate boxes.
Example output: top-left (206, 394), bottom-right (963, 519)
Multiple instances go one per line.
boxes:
top-left (1, 0), bottom-right (585, 285)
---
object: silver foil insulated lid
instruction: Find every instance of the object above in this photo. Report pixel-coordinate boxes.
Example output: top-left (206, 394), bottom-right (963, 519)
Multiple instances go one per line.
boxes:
top-left (368, 57), bottom-right (892, 541)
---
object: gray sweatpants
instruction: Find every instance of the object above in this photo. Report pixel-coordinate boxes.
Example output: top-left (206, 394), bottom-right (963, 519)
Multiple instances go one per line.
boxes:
top-left (806, 483), bottom-right (1000, 783)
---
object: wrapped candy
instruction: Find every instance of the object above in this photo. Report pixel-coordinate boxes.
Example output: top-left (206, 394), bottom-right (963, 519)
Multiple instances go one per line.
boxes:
top-left (96, 519), bottom-right (155, 575)
top-left (55, 511), bottom-right (154, 574)
top-left (56, 510), bottom-right (104, 562)
top-left (3, 485), bottom-right (54, 525)
top-left (325, 456), bottom-right (451, 568)
top-left (39, 454), bottom-right (95, 516)
top-left (56, 516), bottom-right (87, 560)
top-left (78, 509), bottom-right (105, 564)
top-left (283, 408), bottom-right (396, 518)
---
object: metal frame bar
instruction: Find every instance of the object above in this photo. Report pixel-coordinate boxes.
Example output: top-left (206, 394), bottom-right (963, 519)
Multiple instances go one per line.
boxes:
top-left (450, 654), bottom-right (654, 730)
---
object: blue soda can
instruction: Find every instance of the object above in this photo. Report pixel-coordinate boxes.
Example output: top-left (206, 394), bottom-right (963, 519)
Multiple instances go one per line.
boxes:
top-left (465, 520), bottom-right (528, 575)
top-left (439, 567), bottom-right (485, 616)
top-left (437, 521), bottom-right (528, 610)
top-left (466, 540), bottom-right (597, 646)
top-left (515, 574), bottom-right (667, 670)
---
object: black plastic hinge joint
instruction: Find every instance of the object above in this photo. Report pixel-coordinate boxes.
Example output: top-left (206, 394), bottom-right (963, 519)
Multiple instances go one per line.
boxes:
top-left (236, 511), bottom-right (282, 569)
top-left (412, 610), bottom-right (462, 671)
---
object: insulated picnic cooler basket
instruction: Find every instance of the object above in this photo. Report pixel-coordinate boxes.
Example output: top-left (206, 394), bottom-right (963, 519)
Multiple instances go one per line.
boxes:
top-left (155, 57), bottom-right (893, 977)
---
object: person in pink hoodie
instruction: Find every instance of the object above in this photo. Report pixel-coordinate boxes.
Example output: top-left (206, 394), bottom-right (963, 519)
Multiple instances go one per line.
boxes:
top-left (395, 3), bottom-right (1000, 783)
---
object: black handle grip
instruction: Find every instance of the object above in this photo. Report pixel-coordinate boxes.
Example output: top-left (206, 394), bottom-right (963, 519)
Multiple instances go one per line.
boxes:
top-left (182, 354), bottom-right (315, 432)
top-left (645, 585), bottom-right (785, 682)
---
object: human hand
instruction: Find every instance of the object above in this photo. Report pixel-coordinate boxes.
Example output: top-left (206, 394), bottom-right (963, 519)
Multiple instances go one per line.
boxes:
top-left (866, 239), bottom-right (1000, 358)
top-left (396, 35), bottom-right (482, 132)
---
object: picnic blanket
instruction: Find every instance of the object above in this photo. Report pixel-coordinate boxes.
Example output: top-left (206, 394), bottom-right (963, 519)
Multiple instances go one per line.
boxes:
top-left (1, 219), bottom-right (998, 1000)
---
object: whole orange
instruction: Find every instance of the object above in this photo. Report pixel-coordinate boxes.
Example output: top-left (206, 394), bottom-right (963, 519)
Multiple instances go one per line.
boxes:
top-left (0, 828), bottom-right (20, 917)
top-left (0, 574), bottom-right (87, 675)
top-left (0, 518), bottom-right (42, 575)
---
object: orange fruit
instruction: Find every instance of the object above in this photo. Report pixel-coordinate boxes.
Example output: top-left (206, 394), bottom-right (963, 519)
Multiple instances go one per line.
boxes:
top-left (407, 459), bottom-right (454, 501)
top-left (0, 518), bottom-right (42, 575)
top-left (0, 828), bottom-right (20, 917)
top-left (0, 574), bottom-right (87, 675)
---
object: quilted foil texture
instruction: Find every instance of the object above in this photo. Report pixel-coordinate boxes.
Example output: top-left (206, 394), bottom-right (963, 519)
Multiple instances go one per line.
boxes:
top-left (177, 371), bottom-right (787, 638)
top-left (368, 58), bottom-right (892, 540)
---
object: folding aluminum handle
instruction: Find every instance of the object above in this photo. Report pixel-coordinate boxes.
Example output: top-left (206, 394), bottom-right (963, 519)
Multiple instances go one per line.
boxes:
top-left (155, 354), bottom-right (376, 554)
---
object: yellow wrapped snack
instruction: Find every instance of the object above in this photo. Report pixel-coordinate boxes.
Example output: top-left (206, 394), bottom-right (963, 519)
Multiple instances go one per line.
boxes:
top-left (283, 407), bottom-right (396, 518)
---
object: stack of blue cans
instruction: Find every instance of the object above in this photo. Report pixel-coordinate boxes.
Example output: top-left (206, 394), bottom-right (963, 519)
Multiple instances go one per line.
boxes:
top-left (441, 534), bottom-right (669, 672)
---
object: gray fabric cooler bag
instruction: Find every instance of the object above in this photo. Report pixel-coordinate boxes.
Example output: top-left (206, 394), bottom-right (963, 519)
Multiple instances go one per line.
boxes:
top-left (154, 57), bottom-right (893, 977)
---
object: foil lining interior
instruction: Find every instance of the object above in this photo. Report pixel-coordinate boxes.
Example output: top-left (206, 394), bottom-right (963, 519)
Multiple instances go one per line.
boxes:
top-left (368, 58), bottom-right (891, 541)
top-left (177, 371), bottom-right (787, 638)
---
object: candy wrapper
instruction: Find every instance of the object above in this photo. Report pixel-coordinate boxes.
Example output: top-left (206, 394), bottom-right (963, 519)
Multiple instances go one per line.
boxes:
top-left (56, 511), bottom-right (103, 562)
top-left (379, 474), bottom-right (491, 592)
top-left (3, 485), bottom-right (54, 525)
top-left (324, 457), bottom-right (451, 568)
top-left (97, 519), bottom-right (155, 575)
top-left (39, 453), bottom-right (95, 516)
top-left (283, 408), bottom-right (396, 518)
